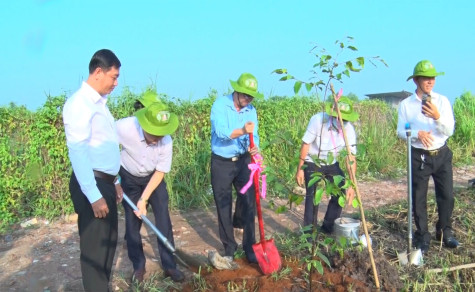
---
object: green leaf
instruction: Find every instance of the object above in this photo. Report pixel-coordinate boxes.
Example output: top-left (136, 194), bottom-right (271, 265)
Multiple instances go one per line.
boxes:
top-left (356, 57), bottom-right (364, 67)
top-left (325, 183), bottom-right (334, 195)
top-left (347, 45), bottom-right (358, 51)
top-left (342, 179), bottom-right (351, 189)
top-left (326, 152), bottom-right (334, 165)
top-left (314, 261), bottom-right (324, 274)
top-left (343, 69), bottom-right (350, 77)
top-left (279, 74), bottom-right (294, 81)
top-left (345, 61), bottom-right (361, 72)
top-left (338, 195), bottom-right (345, 207)
top-left (316, 251), bottom-right (331, 268)
top-left (294, 195), bottom-right (304, 205)
top-left (308, 173), bottom-right (321, 187)
top-left (314, 188), bottom-right (324, 205)
top-left (294, 81), bottom-right (302, 94)
top-left (333, 175), bottom-right (344, 186)
top-left (275, 205), bottom-right (287, 214)
top-left (305, 83), bottom-right (313, 92)
top-left (272, 68), bottom-right (287, 74)
top-left (352, 198), bottom-right (359, 208)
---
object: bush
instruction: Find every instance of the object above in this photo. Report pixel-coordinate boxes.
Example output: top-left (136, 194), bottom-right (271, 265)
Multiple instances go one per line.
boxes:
top-left (0, 90), bottom-right (473, 231)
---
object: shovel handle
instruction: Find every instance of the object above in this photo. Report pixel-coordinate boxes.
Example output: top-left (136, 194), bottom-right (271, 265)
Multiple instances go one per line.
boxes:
top-left (122, 193), bottom-right (176, 253)
top-left (249, 133), bottom-right (266, 246)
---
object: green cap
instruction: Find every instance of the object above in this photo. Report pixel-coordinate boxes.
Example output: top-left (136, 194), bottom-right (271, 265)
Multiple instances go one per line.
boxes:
top-left (406, 60), bottom-right (444, 81)
top-left (325, 96), bottom-right (359, 122)
top-left (137, 90), bottom-right (160, 107)
top-left (230, 73), bottom-right (264, 99)
top-left (135, 102), bottom-right (179, 136)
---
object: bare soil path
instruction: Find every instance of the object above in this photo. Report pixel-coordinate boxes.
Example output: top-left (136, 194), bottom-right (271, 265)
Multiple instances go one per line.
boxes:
top-left (1, 166), bottom-right (473, 291)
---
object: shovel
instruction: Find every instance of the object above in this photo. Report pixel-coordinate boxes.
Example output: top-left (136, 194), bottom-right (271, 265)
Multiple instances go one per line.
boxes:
top-left (398, 123), bottom-right (423, 266)
top-left (249, 133), bottom-right (282, 275)
top-left (122, 193), bottom-right (206, 269)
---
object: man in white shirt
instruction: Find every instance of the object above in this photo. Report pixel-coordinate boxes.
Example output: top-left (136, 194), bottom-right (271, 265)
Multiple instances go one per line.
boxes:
top-left (397, 60), bottom-right (459, 254)
top-left (63, 49), bottom-right (122, 292)
top-left (296, 96), bottom-right (357, 235)
top-left (116, 102), bottom-right (184, 283)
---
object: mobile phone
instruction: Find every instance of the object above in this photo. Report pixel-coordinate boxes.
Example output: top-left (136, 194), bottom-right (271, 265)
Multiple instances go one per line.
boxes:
top-left (421, 94), bottom-right (431, 113)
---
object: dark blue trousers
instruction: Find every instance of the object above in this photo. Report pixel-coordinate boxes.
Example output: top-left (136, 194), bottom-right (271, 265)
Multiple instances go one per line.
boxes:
top-left (303, 162), bottom-right (345, 232)
top-left (119, 167), bottom-right (176, 271)
top-left (411, 146), bottom-right (454, 243)
top-left (69, 173), bottom-right (118, 292)
top-left (211, 153), bottom-right (256, 257)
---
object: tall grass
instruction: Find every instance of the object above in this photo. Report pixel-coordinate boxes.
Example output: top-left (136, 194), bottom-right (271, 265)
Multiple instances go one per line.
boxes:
top-left (356, 100), bottom-right (406, 178)
top-left (0, 90), bottom-right (473, 230)
top-left (452, 91), bottom-right (475, 164)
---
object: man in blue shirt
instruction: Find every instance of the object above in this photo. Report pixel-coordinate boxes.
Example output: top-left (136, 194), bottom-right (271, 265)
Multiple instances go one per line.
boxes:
top-left (210, 72), bottom-right (262, 265)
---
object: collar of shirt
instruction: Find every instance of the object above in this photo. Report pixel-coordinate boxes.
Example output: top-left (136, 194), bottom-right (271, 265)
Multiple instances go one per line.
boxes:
top-left (411, 90), bottom-right (437, 103)
top-left (81, 81), bottom-right (108, 106)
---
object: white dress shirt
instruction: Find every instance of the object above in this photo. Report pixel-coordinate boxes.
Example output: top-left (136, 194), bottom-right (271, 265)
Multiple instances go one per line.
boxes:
top-left (302, 112), bottom-right (357, 164)
top-left (397, 92), bottom-right (454, 150)
top-left (63, 82), bottom-right (120, 203)
top-left (116, 117), bottom-right (173, 177)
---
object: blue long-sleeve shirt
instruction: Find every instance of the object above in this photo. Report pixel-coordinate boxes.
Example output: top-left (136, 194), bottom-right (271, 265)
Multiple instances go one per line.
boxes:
top-left (210, 94), bottom-right (259, 157)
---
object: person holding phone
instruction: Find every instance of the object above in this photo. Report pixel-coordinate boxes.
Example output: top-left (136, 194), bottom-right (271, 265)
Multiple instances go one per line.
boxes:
top-left (397, 60), bottom-right (458, 254)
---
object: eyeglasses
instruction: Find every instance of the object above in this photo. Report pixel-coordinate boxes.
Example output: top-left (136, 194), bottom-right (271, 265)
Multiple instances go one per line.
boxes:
top-left (241, 93), bottom-right (254, 102)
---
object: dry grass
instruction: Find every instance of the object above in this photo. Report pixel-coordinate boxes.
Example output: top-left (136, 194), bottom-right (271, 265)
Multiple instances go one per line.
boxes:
top-left (365, 186), bottom-right (475, 291)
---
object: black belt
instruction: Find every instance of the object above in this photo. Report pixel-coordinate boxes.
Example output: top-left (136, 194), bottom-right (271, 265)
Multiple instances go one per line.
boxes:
top-left (212, 153), bottom-right (247, 162)
top-left (93, 170), bottom-right (117, 183)
top-left (412, 144), bottom-right (448, 156)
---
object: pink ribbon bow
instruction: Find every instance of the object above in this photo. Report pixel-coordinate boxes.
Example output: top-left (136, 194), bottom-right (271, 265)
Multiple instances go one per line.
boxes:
top-left (240, 153), bottom-right (267, 199)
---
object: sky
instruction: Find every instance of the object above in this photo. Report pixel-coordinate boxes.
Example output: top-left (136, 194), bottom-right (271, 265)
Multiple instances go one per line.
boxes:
top-left (1, 0), bottom-right (474, 110)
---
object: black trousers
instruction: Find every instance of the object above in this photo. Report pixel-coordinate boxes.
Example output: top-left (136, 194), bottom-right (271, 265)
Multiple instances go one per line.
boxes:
top-left (119, 167), bottom-right (176, 271)
top-left (411, 146), bottom-right (454, 243)
top-left (69, 173), bottom-right (118, 292)
top-left (211, 153), bottom-right (256, 257)
top-left (303, 162), bottom-right (345, 232)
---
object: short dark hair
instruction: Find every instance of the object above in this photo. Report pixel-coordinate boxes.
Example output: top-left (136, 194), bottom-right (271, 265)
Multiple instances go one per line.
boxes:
top-left (133, 100), bottom-right (145, 111)
top-left (88, 49), bottom-right (121, 74)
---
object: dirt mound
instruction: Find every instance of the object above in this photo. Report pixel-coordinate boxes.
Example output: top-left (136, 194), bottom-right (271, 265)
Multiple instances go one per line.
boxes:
top-left (180, 250), bottom-right (402, 292)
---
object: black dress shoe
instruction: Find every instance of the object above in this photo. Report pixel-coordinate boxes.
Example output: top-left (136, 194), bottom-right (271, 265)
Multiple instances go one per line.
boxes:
top-left (132, 268), bottom-right (146, 283)
top-left (165, 268), bottom-right (185, 282)
top-left (319, 225), bottom-right (332, 234)
top-left (443, 237), bottom-right (460, 248)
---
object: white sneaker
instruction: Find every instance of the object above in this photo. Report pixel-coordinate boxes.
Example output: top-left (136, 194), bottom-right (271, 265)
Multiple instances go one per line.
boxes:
top-left (208, 251), bottom-right (239, 270)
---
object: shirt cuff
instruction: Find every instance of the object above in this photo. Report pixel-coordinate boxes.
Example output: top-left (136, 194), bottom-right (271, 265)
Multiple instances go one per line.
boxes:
top-left (85, 188), bottom-right (103, 204)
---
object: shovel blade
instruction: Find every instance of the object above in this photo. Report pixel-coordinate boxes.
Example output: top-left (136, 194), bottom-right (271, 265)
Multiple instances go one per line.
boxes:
top-left (408, 249), bottom-right (423, 266)
top-left (252, 238), bottom-right (282, 275)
